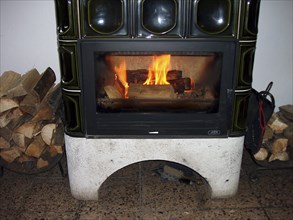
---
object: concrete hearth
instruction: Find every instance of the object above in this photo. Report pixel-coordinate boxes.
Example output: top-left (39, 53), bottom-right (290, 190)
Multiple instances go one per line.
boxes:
top-left (65, 135), bottom-right (244, 200)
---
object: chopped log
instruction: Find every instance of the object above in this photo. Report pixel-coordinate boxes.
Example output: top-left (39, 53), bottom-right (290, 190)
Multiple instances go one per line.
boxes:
top-left (0, 127), bottom-right (13, 141)
top-left (41, 123), bottom-right (57, 145)
top-left (0, 71), bottom-right (21, 97)
top-left (268, 151), bottom-right (289, 162)
top-left (0, 98), bottom-right (19, 113)
top-left (7, 114), bottom-right (31, 130)
top-left (263, 126), bottom-right (274, 141)
top-left (51, 122), bottom-right (64, 146)
top-left (14, 122), bottom-right (36, 139)
top-left (167, 70), bottom-right (182, 81)
top-left (17, 154), bottom-right (34, 164)
top-left (0, 108), bottom-right (23, 128)
top-left (268, 113), bottom-right (288, 134)
top-left (46, 84), bottom-right (62, 114)
top-left (128, 84), bottom-right (176, 99)
top-left (31, 84), bottom-right (62, 122)
top-left (279, 104), bottom-right (293, 121)
top-left (271, 138), bottom-right (288, 155)
top-left (37, 158), bottom-right (49, 169)
top-left (168, 78), bottom-right (191, 94)
top-left (114, 77), bottom-right (127, 98)
top-left (0, 137), bottom-right (10, 149)
top-left (104, 85), bottom-right (123, 99)
top-left (20, 67), bottom-right (56, 115)
top-left (253, 147), bottom-right (269, 161)
top-left (25, 135), bottom-right (46, 158)
top-left (5, 69), bottom-right (41, 98)
top-left (50, 145), bottom-right (63, 154)
top-left (12, 132), bottom-right (31, 149)
top-left (31, 101), bottom-right (54, 122)
top-left (0, 147), bottom-right (21, 163)
top-left (284, 126), bottom-right (293, 147)
top-left (127, 69), bottom-right (148, 84)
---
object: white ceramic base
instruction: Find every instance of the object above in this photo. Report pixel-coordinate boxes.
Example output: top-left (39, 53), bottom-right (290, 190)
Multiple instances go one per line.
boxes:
top-left (65, 135), bottom-right (244, 200)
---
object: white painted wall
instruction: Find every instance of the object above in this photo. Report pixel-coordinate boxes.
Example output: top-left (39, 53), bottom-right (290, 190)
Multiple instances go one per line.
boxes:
top-left (0, 0), bottom-right (60, 80)
top-left (1, 0), bottom-right (292, 107)
top-left (253, 0), bottom-right (293, 108)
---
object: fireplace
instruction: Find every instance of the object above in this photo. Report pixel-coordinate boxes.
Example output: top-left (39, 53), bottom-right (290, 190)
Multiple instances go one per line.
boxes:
top-left (80, 39), bottom-right (236, 137)
top-left (55, 0), bottom-right (261, 199)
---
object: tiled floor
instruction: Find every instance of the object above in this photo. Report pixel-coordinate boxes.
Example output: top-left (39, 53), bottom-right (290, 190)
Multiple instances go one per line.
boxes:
top-left (0, 150), bottom-right (292, 220)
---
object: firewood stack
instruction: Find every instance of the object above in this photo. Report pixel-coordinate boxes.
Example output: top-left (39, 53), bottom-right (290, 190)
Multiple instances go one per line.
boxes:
top-left (0, 68), bottom-right (64, 173)
top-left (254, 105), bottom-right (293, 162)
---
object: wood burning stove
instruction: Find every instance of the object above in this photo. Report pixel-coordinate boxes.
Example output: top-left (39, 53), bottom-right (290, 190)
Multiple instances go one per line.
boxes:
top-left (55, 0), bottom-right (261, 199)
top-left (80, 39), bottom-right (237, 137)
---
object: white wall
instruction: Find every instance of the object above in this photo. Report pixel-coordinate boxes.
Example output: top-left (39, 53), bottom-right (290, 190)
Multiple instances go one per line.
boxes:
top-left (253, 0), bottom-right (293, 108)
top-left (0, 0), bottom-right (60, 81)
top-left (1, 0), bottom-right (292, 107)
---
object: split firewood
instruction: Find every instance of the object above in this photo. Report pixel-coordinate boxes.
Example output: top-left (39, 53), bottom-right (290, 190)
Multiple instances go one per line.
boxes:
top-left (270, 138), bottom-right (288, 155)
top-left (128, 84), bottom-right (176, 99)
top-left (268, 151), bottom-right (289, 162)
top-left (168, 78), bottom-right (191, 94)
top-left (25, 135), bottom-right (46, 158)
top-left (0, 147), bottom-right (21, 163)
top-left (20, 67), bottom-right (56, 115)
top-left (41, 123), bottom-right (57, 145)
top-left (126, 69), bottom-right (148, 84)
top-left (284, 126), bottom-right (293, 147)
top-left (268, 113), bottom-right (289, 134)
top-left (5, 69), bottom-right (41, 98)
top-left (167, 70), bottom-right (183, 81)
top-left (14, 122), bottom-right (36, 139)
top-left (51, 122), bottom-right (64, 146)
top-left (48, 145), bottom-right (64, 157)
top-left (0, 127), bottom-right (13, 141)
top-left (279, 104), bottom-right (293, 121)
top-left (262, 126), bottom-right (274, 141)
top-left (104, 85), bottom-right (122, 99)
top-left (37, 158), bottom-right (49, 169)
top-left (0, 137), bottom-right (10, 149)
top-left (0, 108), bottom-right (23, 128)
top-left (12, 132), bottom-right (31, 149)
top-left (114, 76), bottom-right (127, 98)
top-left (0, 71), bottom-right (21, 97)
top-left (0, 97), bottom-right (19, 113)
top-left (253, 147), bottom-right (269, 161)
top-left (17, 154), bottom-right (34, 164)
top-left (31, 101), bottom-right (54, 122)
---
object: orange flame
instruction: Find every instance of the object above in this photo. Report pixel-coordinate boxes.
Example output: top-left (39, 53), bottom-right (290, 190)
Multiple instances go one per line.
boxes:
top-left (144, 54), bottom-right (171, 85)
top-left (114, 60), bottom-right (129, 97)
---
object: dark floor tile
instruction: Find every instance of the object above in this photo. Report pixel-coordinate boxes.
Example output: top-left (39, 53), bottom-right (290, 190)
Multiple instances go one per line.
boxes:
top-left (202, 175), bottom-right (261, 209)
top-left (0, 178), bottom-right (34, 211)
top-left (18, 210), bottom-right (78, 220)
top-left (79, 207), bottom-right (140, 220)
top-left (22, 179), bottom-right (80, 212)
top-left (79, 178), bottom-right (141, 212)
top-left (197, 208), bottom-right (269, 220)
top-left (264, 207), bottom-right (293, 220)
top-left (0, 209), bottom-right (22, 220)
top-left (141, 174), bottom-right (208, 212)
top-left (249, 169), bottom-right (293, 208)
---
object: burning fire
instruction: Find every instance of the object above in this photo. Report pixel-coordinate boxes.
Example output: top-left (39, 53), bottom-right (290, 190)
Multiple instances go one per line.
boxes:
top-left (113, 54), bottom-right (172, 97)
top-left (114, 60), bottom-right (129, 88)
top-left (144, 54), bottom-right (171, 85)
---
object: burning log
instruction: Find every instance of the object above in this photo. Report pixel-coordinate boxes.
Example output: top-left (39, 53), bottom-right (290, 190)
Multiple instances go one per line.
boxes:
top-left (128, 84), bottom-right (176, 99)
top-left (127, 69), bottom-right (148, 84)
top-left (168, 78), bottom-right (191, 94)
top-left (104, 85), bottom-right (122, 99)
top-left (167, 70), bottom-right (182, 81)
